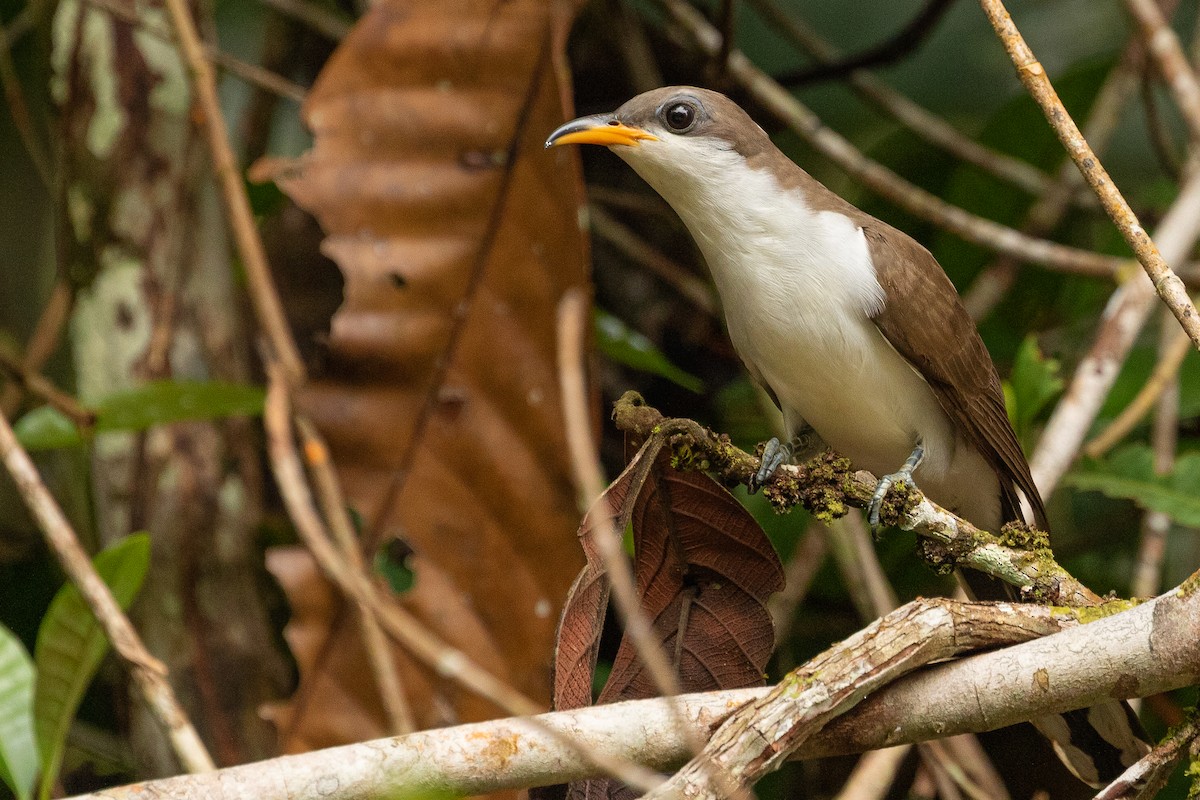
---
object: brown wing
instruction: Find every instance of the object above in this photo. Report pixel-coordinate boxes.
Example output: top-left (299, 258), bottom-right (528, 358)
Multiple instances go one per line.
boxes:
top-left (862, 224), bottom-right (1048, 530)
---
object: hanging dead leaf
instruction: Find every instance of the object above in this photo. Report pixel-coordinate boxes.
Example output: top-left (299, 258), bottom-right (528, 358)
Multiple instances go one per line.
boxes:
top-left (550, 443), bottom-right (784, 799)
top-left (265, 0), bottom-right (590, 748)
top-left (554, 442), bottom-right (784, 707)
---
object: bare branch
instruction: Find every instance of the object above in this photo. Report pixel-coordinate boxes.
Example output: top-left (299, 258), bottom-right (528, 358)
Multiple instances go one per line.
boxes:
top-left (57, 583), bottom-right (1200, 800)
top-left (979, 0), bottom-right (1200, 348)
top-left (160, 0), bottom-right (306, 383)
top-left (746, 0), bottom-right (1078, 204)
top-left (0, 409), bottom-right (215, 772)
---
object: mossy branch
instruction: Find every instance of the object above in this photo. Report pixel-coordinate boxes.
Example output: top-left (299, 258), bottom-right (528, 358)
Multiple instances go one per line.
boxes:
top-left (613, 391), bottom-right (1101, 607)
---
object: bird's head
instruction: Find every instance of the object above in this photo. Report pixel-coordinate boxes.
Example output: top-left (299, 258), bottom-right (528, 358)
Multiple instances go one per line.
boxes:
top-left (546, 87), bottom-right (772, 207)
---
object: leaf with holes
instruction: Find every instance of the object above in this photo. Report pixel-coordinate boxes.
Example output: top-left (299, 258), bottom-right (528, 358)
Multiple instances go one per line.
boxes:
top-left (552, 443), bottom-right (784, 799)
top-left (263, 0), bottom-right (589, 747)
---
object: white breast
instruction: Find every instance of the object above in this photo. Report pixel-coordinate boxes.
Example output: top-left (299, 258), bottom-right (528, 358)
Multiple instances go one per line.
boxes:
top-left (616, 139), bottom-right (998, 524)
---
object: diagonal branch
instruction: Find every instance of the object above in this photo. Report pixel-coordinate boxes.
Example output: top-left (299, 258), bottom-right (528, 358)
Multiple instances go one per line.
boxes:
top-left (56, 579), bottom-right (1200, 800)
top-left (979, 0), bottom-right (1200, 349)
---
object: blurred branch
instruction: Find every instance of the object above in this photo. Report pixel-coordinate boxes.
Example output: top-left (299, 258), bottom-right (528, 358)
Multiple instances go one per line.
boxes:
top-left (58, 581), bottom-right (1200, 800)
top-left (0, 408), bottom-right (216, 772)
top-left (1136, 311), bottom-right (1182, 601)
top-left (765, 522), bottom-right (828, 636)
top-left (259, 0), bottom-right (352, 42)
top-left (1084, 323), bottom-right (1191, 459)
top-left (657, 0), bottom-right (1200, 284)
top-left (980, 0), bottom-right (1200, 348)
top-left (293, 416), bottom-right (416, 735)
top-left (1030, 167), bottom-right (1200, 494)
top-left (160, 0), bottom-right (307, 383)
top-left (776, 0), bottom-right (958, 87)
top-left (832, 745), bottom-right (912, 800)
top-left (589, 204), bottom-right (718, 316)
top-left (0, 15), bottom-right (52, 186)
top-left (262, 369), bottom-right (665, 794)
top-left (556, 289), bottom-right (702, 747)
top-left (964, 41), bottom-right (1145, 320)
top-left (746, 0), bottom-right (1079, 206)
top-left (1093, 706), bottom-right (1200, 800)
top-left (1125, 0), bottom-right (1200, 144)
top-left (0, 347), bottom-right (95, 427)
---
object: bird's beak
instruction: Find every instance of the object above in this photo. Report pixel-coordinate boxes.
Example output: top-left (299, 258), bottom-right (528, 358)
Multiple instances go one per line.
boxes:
top-left (545, 114), bottom-right (658, 149)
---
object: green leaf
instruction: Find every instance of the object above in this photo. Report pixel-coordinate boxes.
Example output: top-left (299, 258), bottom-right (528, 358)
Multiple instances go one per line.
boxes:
top-left (0, 624), bottom-right (37, 800)
top-left (15, 381), bottom-right (266, 451)
top-left (34, 534), bottom-right (151, 800)
top-left (1004, 335), bottom-right (1063, 443)
top-left (1065, 445), bottom-right (1200, 528)
top-left (593, 310), bottom-right (703, 393)
top-left (373, 540), bottom-right (414, 595)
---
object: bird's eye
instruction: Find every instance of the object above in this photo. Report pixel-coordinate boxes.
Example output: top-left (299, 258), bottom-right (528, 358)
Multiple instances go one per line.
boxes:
top-left (664, 102), bottom-right (697, 133)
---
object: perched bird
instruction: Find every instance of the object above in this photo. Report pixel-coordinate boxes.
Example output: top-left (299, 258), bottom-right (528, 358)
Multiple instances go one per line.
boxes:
top-left (547, 86), bottom-right (1148, 787)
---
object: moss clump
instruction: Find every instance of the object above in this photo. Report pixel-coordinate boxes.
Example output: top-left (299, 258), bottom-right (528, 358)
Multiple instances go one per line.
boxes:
top-left (998, 521), bottom-right (1051, 553)
top-left (669, 441), bottom-right (709, 473)
top-left (918, 539), bottom-right (958, 576)
top-left (876, 479), bottom-right (919, 528)
top-left (765, 450), bottom-right (851, 521)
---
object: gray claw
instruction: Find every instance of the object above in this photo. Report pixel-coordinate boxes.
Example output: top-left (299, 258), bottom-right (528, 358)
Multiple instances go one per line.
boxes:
top-left (750, 437), bottom-right (791, 493)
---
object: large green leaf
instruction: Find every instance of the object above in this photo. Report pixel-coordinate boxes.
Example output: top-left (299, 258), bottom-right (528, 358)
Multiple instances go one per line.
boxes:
top-left (0, 624), bottom-right (37, 800)
top-left (1065, 445), bottom-right (1200, 528)
top-left (14, 381), bottom-right (265, 450)
top-left (594, 309), bottom-right (703, 393)
top-left (33, 534), bottom-right (151, 800)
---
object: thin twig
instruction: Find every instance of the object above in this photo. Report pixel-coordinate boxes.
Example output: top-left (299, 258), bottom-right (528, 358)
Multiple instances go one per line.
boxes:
top-left (980, 0), bottom-right (1200, 348)
top-left (0, 16), bottom-right (52, 186)
top-left (776, 0), bottom-right (958, 87)
top-left (258, 0), bottom-right (352, 42)
top-left (1084, 325), bottom-right (1191, 458)
top-left (745, 0), bottom-right (1079, 205)
top-left (656, 0), bottom-right (1200, 284)
top-left (964, 39), bottom-right (1145, 320)
top-left (557, 289), bottom-right (690, 704)
top-left (0, 349), bottom-right (96, 428)
top-left (1125, 0), bottom-right (1200, 143)
top-left (294, 416), bottom-right (415, 735)
top-left (556, 289), bottom-right (709, 763)
top-left (0, 408), bottom-right (215, 772)
top-left (765, 522), bottom-right (828, 637)
top-left (832, 745), bottom-right (913, 800)
top-left (588, 205), bottom-right (718, 316)
top-left (1133, 309), bottom-right (1181, 601)
top-left (160, 0), bottom-right (306, 383)
top-left (262, 371), bottom-right (665, 794)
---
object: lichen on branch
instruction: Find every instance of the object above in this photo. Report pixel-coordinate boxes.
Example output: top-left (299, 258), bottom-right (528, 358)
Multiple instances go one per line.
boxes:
top-left (612, 391), bottom-right (1100, 606)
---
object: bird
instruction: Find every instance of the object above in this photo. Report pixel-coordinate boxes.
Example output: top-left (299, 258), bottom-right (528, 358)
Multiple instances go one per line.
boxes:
top-left (546, 85), bottom-right (1148, 788)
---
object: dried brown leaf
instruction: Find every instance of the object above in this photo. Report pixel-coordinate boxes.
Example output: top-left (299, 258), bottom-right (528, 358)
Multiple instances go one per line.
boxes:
top-left (554, 445), bottom-right (785, 712)
top-left (269, 0), bottom-right (589, 745)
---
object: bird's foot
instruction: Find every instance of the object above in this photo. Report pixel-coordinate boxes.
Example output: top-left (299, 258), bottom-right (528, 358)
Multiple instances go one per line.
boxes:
top-left (867, 442), bottom-right (925, 528)
top-left (750, 437), bottom-right (792, 494)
